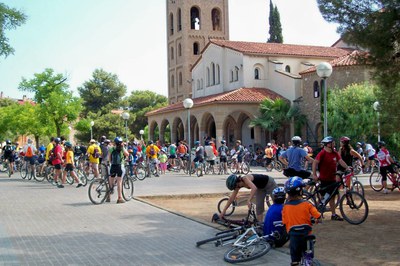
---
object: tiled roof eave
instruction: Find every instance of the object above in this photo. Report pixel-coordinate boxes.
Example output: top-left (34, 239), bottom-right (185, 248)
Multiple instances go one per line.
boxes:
top-left (244, 51), bottom-right (343, 59)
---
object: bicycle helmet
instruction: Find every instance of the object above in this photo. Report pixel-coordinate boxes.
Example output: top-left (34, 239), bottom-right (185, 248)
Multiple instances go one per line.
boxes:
top-left (284, 176), bottom-right (305, 193)
top-left (267, 143), bottom-right (271, 147)
top-left (321, 136), bottom-right (334, 146)
top-left (114, 137), bottom-right (123, 144)
top-left (226, 174), bottom-right (239, 191)
top-left (104, 139), bottom-right (111, 144)
top-left (39, 145), bottom-right (46, 152)
top-left (221, 140), bottom-right (226, 144)
top-left (340, 136), bottom-right (350, 144)
top-left (194, 140), bottom-right (200, 146)
top-left (292, 136), bottom-right (302, 146)
top-left (54, 137), bottom-right (61, 144)
top-left (148, 140), bottom-right (153, 145)
top-left (356, 142), bottom-right (362, 146)
top-left (378, 141), bottom-right (386, 147)
top-left (272, 187), bottom-right (286, 201)
top-left (64, 141), bottom-right (72, 148)
top-left (303, 142), bottom-right (309, 146)
top-left (6, 139), bottom-right (11, 144)
top-left (100, 135), bottom-right (106, 142)
top-left (236, 140), bottom-right (241, 144)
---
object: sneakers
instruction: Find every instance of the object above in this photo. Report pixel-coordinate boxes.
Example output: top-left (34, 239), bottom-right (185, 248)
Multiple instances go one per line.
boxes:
top-left (117, 199), bottom-right (125, 204)
top-left (57, 184), bottom-right (64, 188)
top-left (331, 214), bottom-right (344, 221)
top-left (383, 188), bottom-right (389, 194)
top-left (76, 183), bottom-right (83, 188)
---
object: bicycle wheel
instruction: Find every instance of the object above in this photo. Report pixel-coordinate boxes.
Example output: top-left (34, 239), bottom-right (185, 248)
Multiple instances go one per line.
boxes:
top-left (351, 181), bottom-right (365, 197)
top-left (196, 164), bottom-right (203, 177)
top-left (135, 165), bottom-right (146, 180)
top-left (339, 191), bottom-right (369, 225)
top-left (265, 163), bottom-right (273, 172)
top-left (196, 231), bottom-right (239, 247)
top-left (369, 171), bottom-right (383, 191)
top-left (76, 169), bottom-right (88, 186)
top-left (229, 163), bottom-right (239, 174)
top-left (217, 198), bottom-right (235, 216)
top-left (241, 162), bottom-right (250, 175)
top-left (224, 241), bottom-right (271, 263)
top-left (122, 177), bottom-right (134, 201)
top-left (20, 165), bottom-right (28, 179)
top-left (66, 173), bottom-right (74, 185)
top-left (0, 161), bottom-right (8, 172)
top-left (274, 161), bottom-right (283, 172)
top-left (34, 165), bottom-right (46, 182)
top-left (88, 178), bottom-right (109, 205)
top-left (45, 166), bottom-right (55, 183)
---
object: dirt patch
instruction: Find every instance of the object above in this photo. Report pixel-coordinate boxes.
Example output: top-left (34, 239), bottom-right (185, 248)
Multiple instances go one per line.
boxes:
top-left (139, 189), bottom-right (400, 266)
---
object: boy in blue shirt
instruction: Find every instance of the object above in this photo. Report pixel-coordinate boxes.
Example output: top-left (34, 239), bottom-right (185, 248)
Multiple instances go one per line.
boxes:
top-left (263, 187), bottom-right (288, 247)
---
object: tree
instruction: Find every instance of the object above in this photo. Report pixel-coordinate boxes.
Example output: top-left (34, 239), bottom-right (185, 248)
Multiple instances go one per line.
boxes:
top-left (317, 0), bottom-right (400, 130)
top-left (0, 3), bottom-right (27, 58)
top-left (267, 0), bottom-right (283, 43)
top-left (18, 68), bottom-right (82, 137)
top-left (126, 90), bottom-right (168, 137)
top-left (78, 69), bottom-right (127, 116)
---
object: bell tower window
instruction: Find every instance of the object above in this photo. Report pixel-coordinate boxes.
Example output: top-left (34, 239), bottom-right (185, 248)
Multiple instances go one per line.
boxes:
top-left (190, 7), bottom-right (200, 30)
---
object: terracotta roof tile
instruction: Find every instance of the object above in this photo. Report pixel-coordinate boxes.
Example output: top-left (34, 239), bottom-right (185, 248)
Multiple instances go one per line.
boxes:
top-left (146, 88), bottom-right (284, 116)
top-left (299, 50), bottom-right (369, 75)
top-left (209, 39), bottom-right (351, 58)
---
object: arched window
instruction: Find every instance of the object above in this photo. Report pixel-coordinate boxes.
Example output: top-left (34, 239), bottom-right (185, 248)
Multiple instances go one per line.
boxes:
top-left (235, 66), bottom-right (239, 81)
top-left (254, 68), bottom-right (260, 79)
top-left (201, 79), bottom-right (203, 89)
top-left (193, 42), bottom-right (199, 55)
top-left (216, 64), bottom-right (220, 84)
top-left (170, 46), bottom-right (174, 60)
top-left (197, 80), bottom-right (200, 90)
top-left (230, 70), bottom-right (234, 82)
top-left (207, 67), bottom-right (210, 86)
top-left (179, 72), bottom-right (182, 86)
top-left (211, 62), bottom-right (215, 85)
top-left (178, 43), bottom-right (182, 57)
top-left (190, 7), bottom-right (200, 30)
top-left (169, 13), bottom-right (174, 36)
top-left (211, 8), bottom-right (221, 31)
top-left (285, 65), bottom-right (291, 73)
top-left (171, 75), bottom-right (175, 89)
top-left (177, 8), bottom-right (182, 31)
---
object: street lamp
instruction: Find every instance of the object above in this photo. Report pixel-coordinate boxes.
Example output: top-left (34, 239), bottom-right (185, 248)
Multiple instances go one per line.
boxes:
top-left (183, 98), bottom-right (194, 176)
top-left (122, 112), bottom-right (130, 141)
top-left (90, 121), bottom-right (94, 140)
top-left (316, 62), bottom-right (333, 137)
top-left (373, 101), bottom-right (381, 142)
top-left (139, 129), bottom-right (144, 141)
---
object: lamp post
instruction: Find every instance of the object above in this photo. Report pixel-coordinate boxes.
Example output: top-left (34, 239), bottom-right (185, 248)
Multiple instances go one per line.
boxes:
top-left (373, 101), bottom-right (381, 142)
top-left (139, 129), bottom-right (144, 141)
top-left (122, 112), bottom-right (130, 141)
top-left (316, 62), bottom-right (333, 137)
top-left (183, 98), bottom-right (194, 176)
top-left (90, 121), bottom-right (94, 140)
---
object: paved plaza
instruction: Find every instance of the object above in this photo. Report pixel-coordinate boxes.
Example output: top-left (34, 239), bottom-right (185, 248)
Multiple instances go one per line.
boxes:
top-left (0, 168), bottom-right (291, 265)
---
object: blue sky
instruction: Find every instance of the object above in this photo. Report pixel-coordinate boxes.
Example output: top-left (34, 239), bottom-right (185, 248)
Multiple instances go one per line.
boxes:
top-left (0, 0), bottom-right (340, 100)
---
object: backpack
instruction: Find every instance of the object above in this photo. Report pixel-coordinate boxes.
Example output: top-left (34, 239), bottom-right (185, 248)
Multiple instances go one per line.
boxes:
top-left (111, 148), bottom-right (123, 165)
top-left (49, 146), bottom-right (57, 162)
top-left (4, 145), bottom-right (13, 156)
top-left (177, 144), bottom-right (187, 154)
top-left (92, 146), bottom-right (100, 159)
top-left (149, 145), bottom-right (156, 156)
top-left (26, 146), bottom-right (33, 157)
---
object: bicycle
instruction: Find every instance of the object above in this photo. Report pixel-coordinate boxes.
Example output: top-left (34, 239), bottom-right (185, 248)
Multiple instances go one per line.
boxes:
top-left (265, 157), bottom-right (283, 172)
top-left (303, 172), bottom-right (369, 225)
top-left (369, 166), bottom-right (400, 192)
top-left (195, 160), bottom-right (206, 177)
top-left (88, 165), bottom-right (134, 204)
top-left (229, 156), bottom-right (250, 175)
top-left (196, 205), bottom-right (259, 248)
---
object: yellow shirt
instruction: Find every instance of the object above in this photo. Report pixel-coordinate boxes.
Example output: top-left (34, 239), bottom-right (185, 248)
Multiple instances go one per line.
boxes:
top-left (146, 144), bottom-right (160, 159)
top-left (87, 144), bottom-right (101, 163)
top-left (65, 150), bottom-right (74, 164)
top-left (46, 142), bottom-right (54, 160)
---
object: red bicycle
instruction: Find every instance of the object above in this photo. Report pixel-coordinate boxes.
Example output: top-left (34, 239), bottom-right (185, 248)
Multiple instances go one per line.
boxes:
top-left (369, 166), bottom-right (400, 192)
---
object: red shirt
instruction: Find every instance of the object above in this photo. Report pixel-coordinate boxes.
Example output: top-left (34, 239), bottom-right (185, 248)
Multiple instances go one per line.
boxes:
top-left (52, 145), bottom-right (63, 165)
top-left (376, 148), bottom-right (391, 167)
top-left (315, 149), bottom-right (341, 182)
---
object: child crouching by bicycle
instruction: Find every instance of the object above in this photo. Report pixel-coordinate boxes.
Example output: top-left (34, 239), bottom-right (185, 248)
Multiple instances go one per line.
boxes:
top-left (263, 187), bottom-right (288, 247)
top-left (282, 177), bottom-right (321, 266)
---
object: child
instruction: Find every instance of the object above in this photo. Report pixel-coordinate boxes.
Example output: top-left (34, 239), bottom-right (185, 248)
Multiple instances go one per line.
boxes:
top-left (158, 150), bottom-right (168, 175)
top-left (263, 187), bottom-right (288, 247)
top-left (282, 176), bottom-right (321, 266)
top-left (61, 142), bottom-right (83, 188)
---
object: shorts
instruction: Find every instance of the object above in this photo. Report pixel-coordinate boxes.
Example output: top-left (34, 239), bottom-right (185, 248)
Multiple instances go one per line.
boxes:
top-left (284, 168), bottom-right (311, 179)
top-left (255, 177), bottom-right (277, 216)
top-left (219, 156), bottom-right (227, 163)
top-left (193, 156), bottom-right (203, 163)
top-left (237, 155), bottom-right (243, 163)
top-left (110, 164), bottom-right (123, 177)
top-left (25, 156), bottom-right (35, 165)
top-left (319, 180), bottom-right (339, 197)
top-left (54, 164), bottom-right (62, 170)
top-left (368, 155), bottom-right (375, 161)
top-left (5, 155), bottom-right (14, 163)
top-left (64, 164), bottom-right (74, 172)
top-left (207, 160), bottom-right (215, 166)
top-left (380, 165), bottom-right (395, 182)
top-left (169, 154), bottom-right (177, 159)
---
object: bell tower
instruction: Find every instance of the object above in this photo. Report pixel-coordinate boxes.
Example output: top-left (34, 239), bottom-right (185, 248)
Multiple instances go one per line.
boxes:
top-left (166, 0), bottom-right (229, 104)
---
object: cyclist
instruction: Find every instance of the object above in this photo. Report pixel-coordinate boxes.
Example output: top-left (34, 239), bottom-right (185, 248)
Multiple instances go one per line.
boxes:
top-left (363, 142), bottom-right (376, 173)
top-left (280, 136), bottom-right (314, 179)
top-left (303, 142), bottom-right (313, 170)
top-left (264, 143), bottom-right (274, 168)
top-left (204, 140), bottom-right (216, 173)
top-left (375, 141), bottom-right (397, 194)
top-left (263, 187), bottom-right (289, 248)
top-left (193, 140), bottom-right (205, 176)
top-left (52, 137), bottom-right (64, 188)
top-left (218, 140), bottom-right (229, 174)
top-left (3, 140), bottom-right (16, 175)
top-left (168, 142), bottom-right (177, 167)
top-left (221, 173), bottom-right (278, 221)
top-left (338, 136), bottom-right (364, 186)
top-left (234, 140), bottom-right (245, 173)
top-left (23, 139), bottom-right (37, 177)
top-left (108, 137), bottom-right (129, 203)
top-left (60, 142), bottom-right (83, 188)
top-left (145, 140), bottom-right (160, 177)
top-left (87, 139), bottom-right (102, 179)
top-left (282, 176), bottom-right (321, 266)
top-left (312, 136), bottom-right (349, 221)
